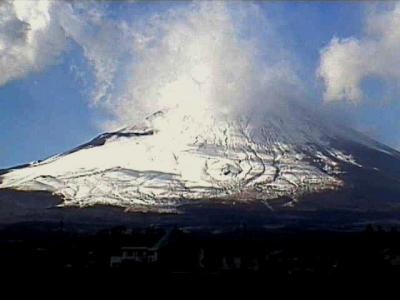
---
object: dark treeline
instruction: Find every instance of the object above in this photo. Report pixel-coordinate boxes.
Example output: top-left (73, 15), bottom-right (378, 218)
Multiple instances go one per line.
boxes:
top-left (1, 222), bottom-right (400, 283)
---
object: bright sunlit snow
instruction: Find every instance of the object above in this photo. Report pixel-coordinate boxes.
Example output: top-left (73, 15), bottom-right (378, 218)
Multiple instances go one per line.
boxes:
top-left (0, 107), bottom-right (364, 211)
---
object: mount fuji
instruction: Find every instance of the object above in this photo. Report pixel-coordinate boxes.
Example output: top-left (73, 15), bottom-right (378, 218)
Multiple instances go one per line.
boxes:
top-left (1, 101), bottom-right (400, 228)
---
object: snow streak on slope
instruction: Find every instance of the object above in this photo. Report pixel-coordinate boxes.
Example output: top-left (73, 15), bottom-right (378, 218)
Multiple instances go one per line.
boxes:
top-left (0, 108), bottom-right (366, 212)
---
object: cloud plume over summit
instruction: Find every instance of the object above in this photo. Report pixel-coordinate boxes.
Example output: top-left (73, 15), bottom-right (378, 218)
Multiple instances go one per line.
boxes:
top-left (105, 2), bottom-right (303, 128)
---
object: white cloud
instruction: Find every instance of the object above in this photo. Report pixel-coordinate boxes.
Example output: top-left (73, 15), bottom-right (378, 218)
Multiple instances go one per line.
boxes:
top-left (0, 1), bottom-right (303, 130)
top-left (318, 3), bottom-right (400, 102)
top-left (0, 0), bottom-right (132, 106)
top-left (0, 0), bottom-right (66, 86)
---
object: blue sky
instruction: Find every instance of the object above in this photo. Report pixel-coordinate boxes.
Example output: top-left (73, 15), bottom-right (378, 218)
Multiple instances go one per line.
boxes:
top-left (1, 1), bottom-right (400, 168)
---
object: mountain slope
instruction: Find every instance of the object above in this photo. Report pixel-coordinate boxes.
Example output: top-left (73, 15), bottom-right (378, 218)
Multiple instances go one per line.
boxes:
top-left (3, 104), bottom-right (399, 214)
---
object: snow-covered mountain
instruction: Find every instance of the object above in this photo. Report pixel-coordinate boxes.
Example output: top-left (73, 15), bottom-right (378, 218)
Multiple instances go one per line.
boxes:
top-left (3, 102), bottom-right (398, 215)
